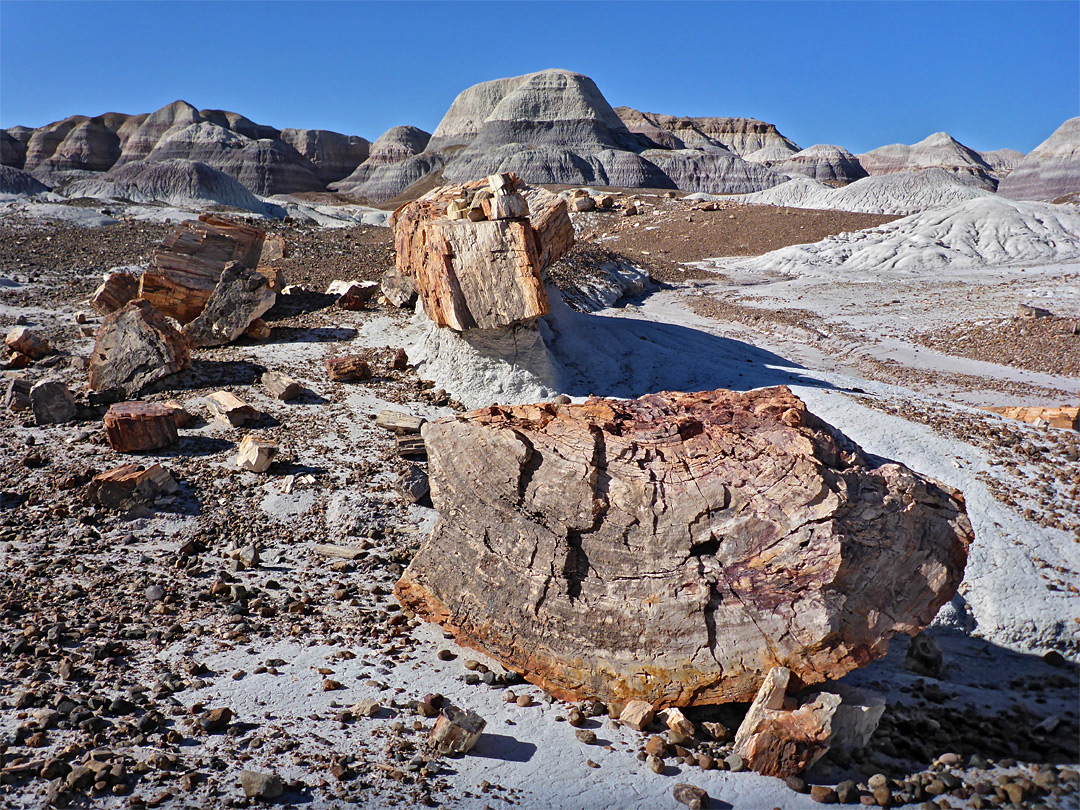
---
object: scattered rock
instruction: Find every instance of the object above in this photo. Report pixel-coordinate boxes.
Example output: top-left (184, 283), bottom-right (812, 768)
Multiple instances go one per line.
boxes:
top-left (325, 355), bottom-right (372, 382)
top-left (30, 380), bottom-right (77, 425)
top-left (88, 463), bottom-right (178, 509)
top-left (673, 783), bottom-right (709, 809)
top-left (262, 371), bottom-right (302, 401)
top-left (183, 260), bottom-right (277, 347)
top-left (619, 700), bottom-right (655, 731)
top-left (5, 327), bottom-right (50, 360)
top-left (235, 435), bottom-right (278, 472)
top-left (104, 401), bottom-right (180, 452)
top-left (240, 769), bottom-right (283, 800)
top-left (205, 391), bottom-right (260, 427)
top-left (89, 270), bottom-right (141, 315)
top-left (429, 705), bottom-right (486, 754)
top-left (88, 299), bottom-right (191, 398)
top-left (904, 633), bottom-right (944, 678)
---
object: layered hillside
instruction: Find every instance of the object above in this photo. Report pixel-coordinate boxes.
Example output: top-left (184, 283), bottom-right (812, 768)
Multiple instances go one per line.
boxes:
top-left (997, 118), bottom-right (1080, 201)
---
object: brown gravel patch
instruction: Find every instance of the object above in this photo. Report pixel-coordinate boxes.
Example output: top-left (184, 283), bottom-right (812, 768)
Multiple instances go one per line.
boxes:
top-left (266, 223), bottom-right (395, 292)
top-left (915, 316), bottom-right (1080, 378)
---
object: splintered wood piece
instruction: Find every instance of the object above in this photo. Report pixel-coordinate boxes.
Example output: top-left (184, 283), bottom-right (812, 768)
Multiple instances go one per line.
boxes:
top-left (981, 405), bottom-right (1079, 431)
top-left (261, 371), bottom-right (302, 401)
top-left (394, 387), bottom-right (973, 708)
top-left (88, 463), bottom-right (178, 509)
top-left (487, 192), bottom-right (529, 220)
top-left (395, 434), bottom-right (426, 459)
top-left (3, 377), bottom-right (32, 412)
top-left (235, 435), bottom-right (278, 472)
top-left (140, 214), bottom-right (266, 324)
top-left (734, 668), bottom-right (841, 777)
top-left (104, 401), bottom-right (179, 452)
top-left (205, 391), bottom-right (259, 427)
top-left (380, 266), bottom-right (417, 309)
top-left (429, 706), bottom-right (485, 754)
top-left (88, 299), bottom-right (191, 397)
top-left (325, 356), bottom-right (372, 382)
top-left (376, 410), bottom-right (425, 434)
top-left (312, 543), bottom-right (366, 560)
top-left (89, 270), bottom-right (140, 314)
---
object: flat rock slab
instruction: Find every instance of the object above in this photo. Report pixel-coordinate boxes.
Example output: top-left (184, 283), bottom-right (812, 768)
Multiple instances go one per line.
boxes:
top-left (395, 386), bottom-right (973, 707)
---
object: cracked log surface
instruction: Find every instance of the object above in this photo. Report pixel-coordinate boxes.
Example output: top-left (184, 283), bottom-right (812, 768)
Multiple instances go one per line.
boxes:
top-left (395, 387), bottom-right (973, 708)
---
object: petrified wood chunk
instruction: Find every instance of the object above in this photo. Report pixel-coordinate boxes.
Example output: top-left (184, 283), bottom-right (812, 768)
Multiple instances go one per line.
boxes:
top-left (235, 435), bottom-right (278, 472)
top-left (981, 405), bottom-right (1079, 431)
top-left (380, 265), bottom-right (417, 309)
top-left (429, 706), bottom-right (485, 754)
top-left (89, 270), bottom-right (140, 314)
top-left (104, 401), bottom-right (179, 452)
top-left (392, 174), bottom-right (572, 331)
top-left (88, 299), bottom-right (191, 397)
top-left (734, 667), bottom-right (839, 778)
top-left (205, 391), bottom-right (259, 427)
top-left (139, 214), bottom-right (266, 324)
top-left (325, 355), bottom-right (372, 382)
top-left (395, 387), bottom-right (973, 708)
top-left (261, 371), bottom-right (301, 401)
top-left (88, 463), bottom-right (177, 509)
top-left (5, 327), bottom-right (50, 360)
top-left (30, 380), bottom-right (76, 425)
top-left (183, 261), bottom-right (277, 348)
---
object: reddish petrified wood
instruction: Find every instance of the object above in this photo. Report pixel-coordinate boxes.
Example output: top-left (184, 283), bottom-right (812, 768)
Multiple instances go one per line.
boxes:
top-left (395, 386), bottom-right (973, 708)
top-left (104, 401), bottom-right (180, 452)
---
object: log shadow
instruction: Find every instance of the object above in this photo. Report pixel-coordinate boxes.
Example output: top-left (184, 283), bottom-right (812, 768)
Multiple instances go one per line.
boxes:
top-left (543, 300), bottom-right (833, 400)
top-left (266, 326), bottom-right (358, 344)
top-left (471, 732), bottom-right (537, 763)
top-left (156, 436), bottom-right (234, 458)
top-left (266, 291), bottom-right (338, 318)
top-left (151, 359), bottom-right (266, 392)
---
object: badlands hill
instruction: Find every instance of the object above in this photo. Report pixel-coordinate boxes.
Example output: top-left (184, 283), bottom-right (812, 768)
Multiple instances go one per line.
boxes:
top-left (857, 131), bottom-right (999, 190)
top-left (998, 117), bottom-right (1080, 201)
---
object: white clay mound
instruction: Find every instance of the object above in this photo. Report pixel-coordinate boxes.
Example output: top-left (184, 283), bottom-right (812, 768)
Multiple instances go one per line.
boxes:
top-left (744, 195), bottom-right (1080, 278)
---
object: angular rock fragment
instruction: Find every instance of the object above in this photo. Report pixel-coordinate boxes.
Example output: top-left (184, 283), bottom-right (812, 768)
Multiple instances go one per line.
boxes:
top-left (104, 401), bottom-right (179, 452)
top-left (204, 391), bottom-right (259, 427)
top-left (734, 667), bottom-right (839, 778)
top-left (240, 769), bottom-right (283, 800)
top-left (4, 377), bottom-right (32, 412)
top-left (392, 174), bottom-right (572, 330)
top-left (325, 355), bottom-right (371, 382)
top-left (235, 435), bottom-right (278, 472)
top-left (429, 705), bottom-right (485, 754)
top-left (162, 399), bottom-right (193, 428)
top-left (182, 260), bottom-right (276, 348)
top-left (380, 265), bottom-right (418, 309)
top-left (88, 463), bottom-right (177, 509)
top-left (395, 387), bottom-right (973, 707)
top-left (619, 700), bottom-right (655, 731)
top-left (89, 270), bottom-right (140, 315)
top-left (396, 464), bottom-right (430, 503)
top-left (88, 299), bottom-right (191, 398)
top-left (376, 410), bottom-right (426, 434)
top-left (673, 784), bottom-right (710, 809)
top-left (261, 371), bottom-right (301, 401)
top-left (139, 215), bottom-right (266, 323)
top-left (5, 327), bottom-right (50, 360)
top-left (30, 380), bottom-right (77, 425)
top-left (395, 434), bottom-right (426, 459)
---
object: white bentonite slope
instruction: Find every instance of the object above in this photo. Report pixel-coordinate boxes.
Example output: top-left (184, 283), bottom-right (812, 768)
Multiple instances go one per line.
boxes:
top-left (730, 168), bottom-right (993, 215)
top-left (741, 196), bottom-right (1080, 278)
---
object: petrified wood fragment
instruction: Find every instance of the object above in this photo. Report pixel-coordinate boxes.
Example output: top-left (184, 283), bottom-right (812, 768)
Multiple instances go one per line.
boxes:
top-left (395, 387), bottom-right (973, 708)
top-left (89, 270), bottom-right (140, 314)
top-left (104, 402), bottom-right (179, 452)
top-left (139, 214), bottom-right (266, 323)
top-left (88, 463), bottom-right (177, 509)
top-left (183, 260), bottom-right (277, 348)
top-left (392, 174), bottom-right (573, 331)
top-left (325, 355), bottom-right (372, 382)
top-left (88, 299), bottom-right (191, 397)
top-left (205, 391), bottom-right (259, 427)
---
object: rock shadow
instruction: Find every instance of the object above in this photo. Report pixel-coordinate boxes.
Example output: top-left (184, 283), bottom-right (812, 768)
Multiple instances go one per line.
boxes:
top-left (471, 732), bottom-right (537, 763)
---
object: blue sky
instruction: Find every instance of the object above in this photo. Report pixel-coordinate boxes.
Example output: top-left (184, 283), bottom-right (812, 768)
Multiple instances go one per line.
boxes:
top-left (1, 1), bottom-right (1076, 154)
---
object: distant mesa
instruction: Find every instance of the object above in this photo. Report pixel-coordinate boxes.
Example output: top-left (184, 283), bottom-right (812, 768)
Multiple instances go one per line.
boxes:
top-left (857, 132), bottom-right (999, 190)
top-left (997, 117), bottom-right (1080, 202)
top-left (615, 107), bottom-right (800, 156)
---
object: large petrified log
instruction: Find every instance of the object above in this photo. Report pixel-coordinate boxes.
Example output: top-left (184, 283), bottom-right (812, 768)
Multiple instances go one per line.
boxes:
top-left (88, 299), bottom-right (191, 397)
top-left (395, 387), bottom-right (973, 708)
top-left (391, 173), bottom-right (573, 331)
top-left (139, 214), bottom-right (266, 323)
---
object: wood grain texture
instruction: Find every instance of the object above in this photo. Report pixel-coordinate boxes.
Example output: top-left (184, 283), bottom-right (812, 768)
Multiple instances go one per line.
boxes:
top-left (395, 387), bottom-right (973, 708)
top-left (88, 299), bottom-right (191, 397)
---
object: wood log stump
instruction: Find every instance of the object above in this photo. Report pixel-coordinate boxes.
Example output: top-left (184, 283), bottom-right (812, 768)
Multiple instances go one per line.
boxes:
top-left (88, 299), bottom-right (191, 397)
top-left (139, 214), bottom-right (266, 324)
top-left (325, 355), bottom-right (372, 382)
top-left (392, 174), bottom-right (573, 331)
top-left (104, 402), bottom-right (179, 452)
top-left (395, 387), bottom-right (973, 708)
top-left (89, 270), bottom-right (140, 314)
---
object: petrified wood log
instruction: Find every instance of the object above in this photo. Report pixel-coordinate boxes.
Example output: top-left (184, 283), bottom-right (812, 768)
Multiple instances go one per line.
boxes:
top-left (392, 174), bottom-right (573, 331)
top-left (88, 299), bottom-right (191, 397)
top-left (88, 463), bottom-right (177, 509)
top-left (325, 355), bottom-right (372, 382)
top-left (104, 401), bottom-right (179, 452)
top-left (182, 260), bottom-right (276, 348)
top-left (5, 327), bottom-right (50, 360)
top-left (139, 214), bottom-right (266, 323)
top-left (395, 387), bottom-right (973, 708)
